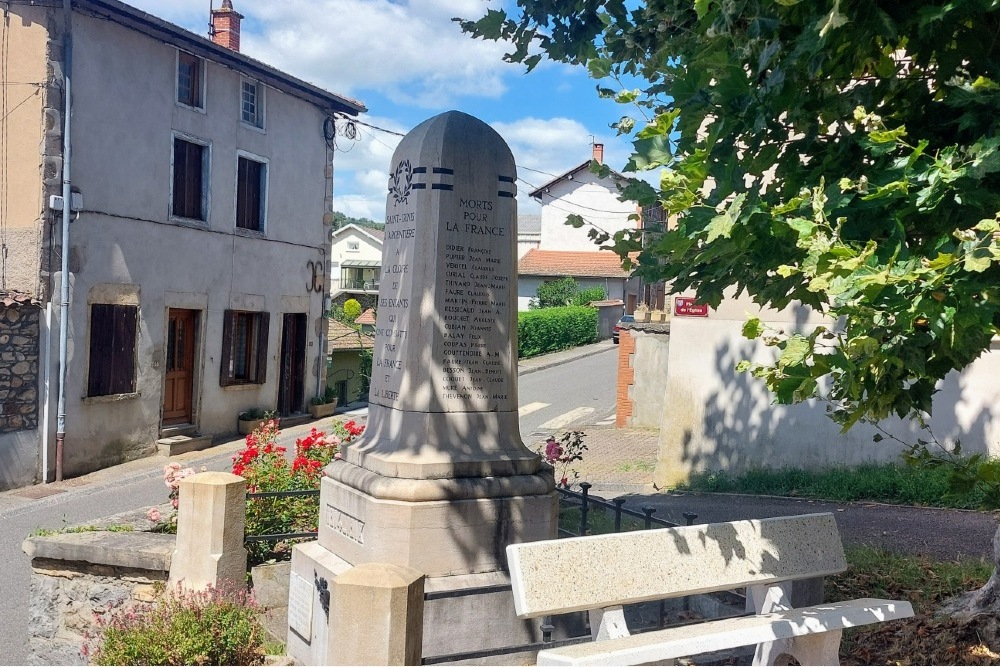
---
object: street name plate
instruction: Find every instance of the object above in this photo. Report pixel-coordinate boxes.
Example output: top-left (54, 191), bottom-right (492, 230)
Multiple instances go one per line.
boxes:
top-left (288, 571), bottom-right (314, 642)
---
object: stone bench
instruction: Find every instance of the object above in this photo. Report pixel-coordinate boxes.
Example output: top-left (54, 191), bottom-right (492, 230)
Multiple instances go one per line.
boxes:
top-left (507, 512), bottom-right (913, 666)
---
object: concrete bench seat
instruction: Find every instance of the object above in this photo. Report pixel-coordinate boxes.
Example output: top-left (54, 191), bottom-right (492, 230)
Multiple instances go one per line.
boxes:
top-left (506, 512), bottom-right (914, 666)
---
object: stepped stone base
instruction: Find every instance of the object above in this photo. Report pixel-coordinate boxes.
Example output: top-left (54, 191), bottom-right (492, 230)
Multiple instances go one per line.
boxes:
top-left (156, 434), bottom-right (212, 457)
top-left (319, 462), bottom-right (557, 577)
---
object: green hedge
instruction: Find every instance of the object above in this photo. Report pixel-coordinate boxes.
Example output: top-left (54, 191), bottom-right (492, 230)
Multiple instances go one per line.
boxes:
top-left (518, 306), bottom-right (598, 358)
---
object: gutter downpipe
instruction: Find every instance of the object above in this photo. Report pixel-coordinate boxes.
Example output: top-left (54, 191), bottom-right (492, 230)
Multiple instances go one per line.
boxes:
top-left (55, 0), bottom-right (72, 481)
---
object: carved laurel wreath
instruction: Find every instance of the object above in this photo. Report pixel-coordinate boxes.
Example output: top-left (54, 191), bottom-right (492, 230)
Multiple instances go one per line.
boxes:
top-left (389, 159), bottom-right (413, 205)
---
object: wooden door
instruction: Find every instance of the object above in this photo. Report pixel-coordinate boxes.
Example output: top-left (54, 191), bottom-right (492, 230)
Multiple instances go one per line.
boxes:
top-left (277, 313), bottom-right (307, 415)
top-left (163, 309), bottom-right (196, 425)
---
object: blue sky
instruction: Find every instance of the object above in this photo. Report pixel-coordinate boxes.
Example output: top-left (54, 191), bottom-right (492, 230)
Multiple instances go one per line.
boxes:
top-left (127, 0), bottom-right (642, 220)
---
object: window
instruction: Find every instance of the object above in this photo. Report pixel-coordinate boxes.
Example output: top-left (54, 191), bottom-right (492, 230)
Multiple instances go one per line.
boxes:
top-left (236, 155), bottom-right (266, 231)
top-left (220, 310), bottom-right (269, 385)
top-left (347, 241), bottom-right (360, 251)
top-left (172, 137), bottom-right (209, 221)
top-left (177, 52), bottom-right (204, 108)
top-left (87, 304), bottom-right (138, 397)
top-left (241, 79), bottom-right (264, 128)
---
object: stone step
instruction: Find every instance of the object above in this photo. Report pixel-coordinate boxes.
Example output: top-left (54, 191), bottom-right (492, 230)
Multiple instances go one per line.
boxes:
top-left (156, 434), bottom-right (213, 457)
top-left (277, 413), bottom-right (311, 429)
top-left (159, 423), bottom-right (198, 438)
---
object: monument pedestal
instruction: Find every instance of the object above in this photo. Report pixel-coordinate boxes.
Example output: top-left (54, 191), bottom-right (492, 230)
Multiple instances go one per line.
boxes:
top-left (289, 462), bottom-right (560, 664)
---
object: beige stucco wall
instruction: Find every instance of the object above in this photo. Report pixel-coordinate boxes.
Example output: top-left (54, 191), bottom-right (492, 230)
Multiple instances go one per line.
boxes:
top-left (3, 6), bottom-right (50, 297)
top-left (41, 11), bottom-right (332, 476)
top-left (654, 293), bottom-right (1000, 487)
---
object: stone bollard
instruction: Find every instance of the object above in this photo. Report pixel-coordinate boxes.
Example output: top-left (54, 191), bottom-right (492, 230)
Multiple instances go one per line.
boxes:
top-left (329, 563), bottom-right (424, 666)
top-left (168, 471), bottom-right (248, 591)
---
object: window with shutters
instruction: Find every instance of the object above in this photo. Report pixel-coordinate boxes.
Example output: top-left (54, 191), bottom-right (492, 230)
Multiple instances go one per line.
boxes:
top-left (176, 51), bottom-right (205, 109)
top-left (172, 136), bottom-right (209, 222)
top-left (236, 155), bottom-right (266, 231)
top-left (87, 304), bottom-right (139, 397)
top-left (220, 310), bottom-right (269, 386)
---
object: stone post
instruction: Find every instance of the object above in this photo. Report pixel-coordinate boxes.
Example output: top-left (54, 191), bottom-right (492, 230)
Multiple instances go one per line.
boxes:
top-left (168, 471), bottom-right (248, 591)
top-left (328, 563), bottom-right (424, 666)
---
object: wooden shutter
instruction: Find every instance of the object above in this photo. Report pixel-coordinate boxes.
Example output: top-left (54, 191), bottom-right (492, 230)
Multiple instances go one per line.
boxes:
top-left (220, 309), bottom-right (234, 386)
top-left (254, 312), bottom-right (269, 384)
top-left (237, 158), bottom-right (263, 230)
top-left (173, 139), bottom-right (204, 220)
top-left (109, 305), bottom-right (138, 394)
top-left (88, 304), bottom-right (137, 396)
top-left (87, 305), bottom-right (113, 396)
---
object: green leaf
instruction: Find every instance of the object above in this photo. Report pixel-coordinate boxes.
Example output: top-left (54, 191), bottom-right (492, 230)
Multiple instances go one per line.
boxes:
top-left (694, 0), bottom-right (712, 20)
top-left (587, 57), bottom-right (612, 79)
top-left (735, 360), bottom-right (752, 373)
top-left (975, 218), bottom-right (1000, 233)
top-left (565, 214), bottom-right (586, 229)
top-left (964, 248), bottom-right (993, 273)
top-left (778, 335), bottom-right (811, 369)
top-left (742, 317), bottom-right (766, 339)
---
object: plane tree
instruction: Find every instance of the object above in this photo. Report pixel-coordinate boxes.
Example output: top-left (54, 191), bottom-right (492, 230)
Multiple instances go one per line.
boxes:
top-left (460, 0), bottom-right (1000, 609)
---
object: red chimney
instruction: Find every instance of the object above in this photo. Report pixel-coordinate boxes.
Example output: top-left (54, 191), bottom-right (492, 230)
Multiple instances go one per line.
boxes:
top-left (592, 143), bottom-right (604, 164)
top-left (211, 0), bottom-right (243, 52)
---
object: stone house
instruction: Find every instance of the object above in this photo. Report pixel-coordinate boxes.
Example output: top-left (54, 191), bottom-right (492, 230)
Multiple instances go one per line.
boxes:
top-left (0, 0), bottom-right (364, 489)
top-left (517, 144), bottom-right (640, 311)
top-left (326, 319), bottom-right (373, 406)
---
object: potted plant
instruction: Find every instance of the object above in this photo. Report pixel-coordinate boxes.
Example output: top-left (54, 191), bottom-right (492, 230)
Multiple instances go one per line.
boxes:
top-left (238, 408), bottom-right (272, 435)
top-left (634, 303), bottom-right (651, 323)
top-left (308, 387), bottom-right (339, 419)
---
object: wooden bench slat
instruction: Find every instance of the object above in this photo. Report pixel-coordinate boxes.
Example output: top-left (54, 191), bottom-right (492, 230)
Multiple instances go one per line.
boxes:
top-left (508, 513), bottom-right (847, 618)
top-left (536, 598), bottom-right (914, 666)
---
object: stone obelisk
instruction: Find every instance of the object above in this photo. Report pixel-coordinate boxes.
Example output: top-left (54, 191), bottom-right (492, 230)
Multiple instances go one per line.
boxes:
top-left (289, 111), bottom-right (558, 663)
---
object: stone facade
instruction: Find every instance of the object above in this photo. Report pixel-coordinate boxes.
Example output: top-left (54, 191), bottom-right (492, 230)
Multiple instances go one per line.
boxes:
top-left (0, 303), bottom-right (40, 433)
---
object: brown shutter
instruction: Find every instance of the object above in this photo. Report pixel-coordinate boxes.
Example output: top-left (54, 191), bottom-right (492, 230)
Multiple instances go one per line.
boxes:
top-left (220, 309), bottom-right (234, 386)
top-left (87, 305), bottom-right (113, 396)
top-left (109, 305), bottom-right (138, 394)
top-left (255, 311), bottom-right (269, 384)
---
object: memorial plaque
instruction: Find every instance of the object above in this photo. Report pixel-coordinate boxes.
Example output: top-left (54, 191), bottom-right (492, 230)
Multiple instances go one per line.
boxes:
top-left (287, 570), bottom-right (315, 641)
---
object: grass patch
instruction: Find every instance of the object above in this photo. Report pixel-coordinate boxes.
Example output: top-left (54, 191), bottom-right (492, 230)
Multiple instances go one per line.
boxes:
top-left (558, 503), bottom-right (647, 535)
top-left (680, 463), bottom-right (989, 509)
top-left (614, 460), bottom-right (656, 473)
top-left (829, 547), bottom-right (997, 665)
top-left (31, 523), bottom-right (133, 537)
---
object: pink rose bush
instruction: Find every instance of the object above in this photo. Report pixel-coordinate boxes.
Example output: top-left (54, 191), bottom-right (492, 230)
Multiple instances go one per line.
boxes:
top-left (539, 431), bottom-right (588, 489)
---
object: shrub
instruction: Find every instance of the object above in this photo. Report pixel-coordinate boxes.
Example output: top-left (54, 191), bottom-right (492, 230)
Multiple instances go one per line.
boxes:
top-left (518, 306), bottom-right (598, 358)
top-left (531, 277), bottom-right (580, 309)
top-left (234, 418), bottom-right (364, 563)
top-left (85, 583), bottom-right (265, 666)
top-left (574, 286), bottom-right (607, 306)
top-left (343, 298), bottom-right (362, 321)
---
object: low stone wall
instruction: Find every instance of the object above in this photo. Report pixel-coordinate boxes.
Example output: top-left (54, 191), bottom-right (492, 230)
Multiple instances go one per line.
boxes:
top-left (22, 509), bottom-right (174, 666)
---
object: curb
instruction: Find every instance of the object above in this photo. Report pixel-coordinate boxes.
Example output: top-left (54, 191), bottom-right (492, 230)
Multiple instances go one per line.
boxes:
top-left (517, 341), bottom-right (616, 376)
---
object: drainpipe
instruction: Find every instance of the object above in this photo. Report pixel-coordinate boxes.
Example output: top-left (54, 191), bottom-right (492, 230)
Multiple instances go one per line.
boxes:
top-left (55, 0), bottom-right (72, 481)
top-left (316, 247), bottom-right (327, 400)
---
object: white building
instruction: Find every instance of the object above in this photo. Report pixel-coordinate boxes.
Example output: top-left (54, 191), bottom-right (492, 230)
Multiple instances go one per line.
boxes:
top-left (517, 144), bottom-right (639, 310)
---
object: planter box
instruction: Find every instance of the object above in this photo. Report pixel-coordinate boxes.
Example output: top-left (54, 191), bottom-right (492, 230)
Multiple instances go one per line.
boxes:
top-left (635, 310), bottom-right (651, 323)
top-left (238, 418), bottom-right (267, 435)
top-left (308, 400), bottom-right (338, 419)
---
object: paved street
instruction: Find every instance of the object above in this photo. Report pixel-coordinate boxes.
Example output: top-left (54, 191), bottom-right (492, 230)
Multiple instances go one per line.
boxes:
top-left (0, 342), bottom-right (617, 664)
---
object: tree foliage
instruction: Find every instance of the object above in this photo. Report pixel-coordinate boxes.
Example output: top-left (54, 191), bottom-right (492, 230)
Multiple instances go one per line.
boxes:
top-left (460, 0), bottom-right (1000, 430)
top-left (531, 277), bottom-right (607, 309)
top-left (333, 211), bottom-right (384, 230)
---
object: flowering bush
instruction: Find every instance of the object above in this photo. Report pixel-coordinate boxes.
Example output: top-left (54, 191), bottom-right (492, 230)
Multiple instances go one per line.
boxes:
top-left (539, 431), bottom-right (588, 489)
top-left (233, 418), bottom-right (363, 564)
top-left (147, 463), bottom-right (201, 531)
top-left (84, 583), bottom-right (264, 666)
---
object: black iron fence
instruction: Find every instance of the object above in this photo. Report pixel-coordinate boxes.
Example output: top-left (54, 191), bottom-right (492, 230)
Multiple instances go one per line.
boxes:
top-left (243, 489), bottom-right (320, 544)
